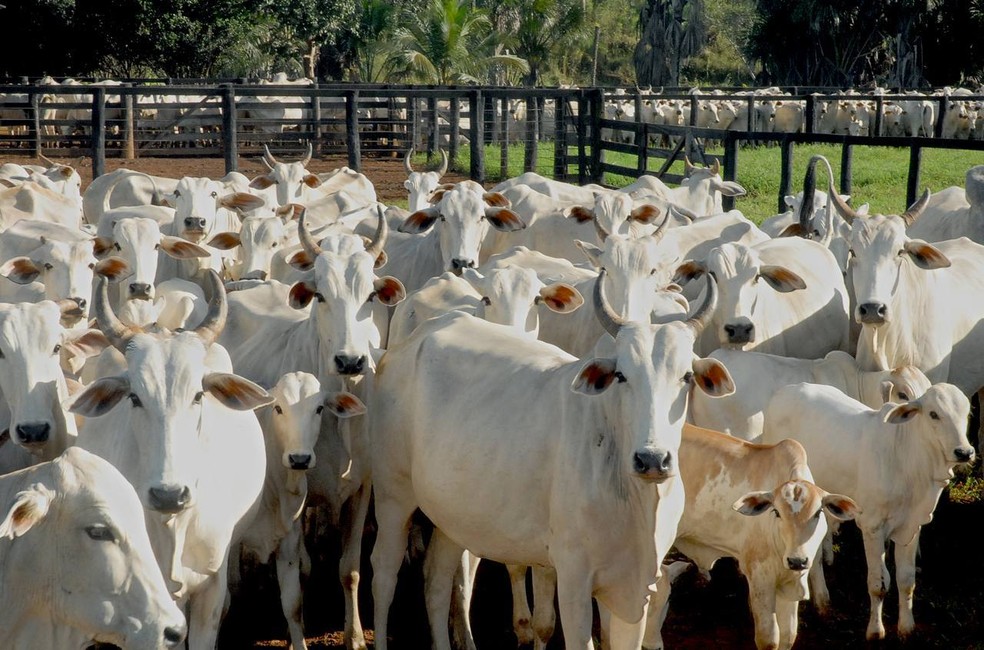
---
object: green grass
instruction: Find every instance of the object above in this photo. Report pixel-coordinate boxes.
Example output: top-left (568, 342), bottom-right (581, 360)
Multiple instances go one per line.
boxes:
top-left (418, 141), bottom-right (984, 225)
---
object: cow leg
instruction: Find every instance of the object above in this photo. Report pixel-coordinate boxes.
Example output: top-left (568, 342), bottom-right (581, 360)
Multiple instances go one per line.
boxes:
top-left (775, 598), bottom-right (799, 650)
top-left (276, 521), bottom-right (308, 650)
top-left (808, 547), bottom-right (831, 615)
top-left (747, 586), bottom-right (780, 650)
top-left (861, 529), bottom-right (890, 641)
top-left (339, 484), bottom-right (371, 650)
top-left (642, 569), bottom-right (674, 650)
top-left (976, 388), bottom-right (984, 457)
top-left (370, 498), bottom-right (415, 650)
top-left (531, 566), bottom-right (557, 650)
top-left (895, 532), bottom-right (921, 638)
top-left (598, 601), bottom-right (646, 650)
top-left (423, 529), bottom-right (472, 650)
top-left (554, 567), bottom-right (595, 650)
top-left (451, 551), bottom-right (481, 650)
top-left (187, 561), bottom-right (230, 650)
top-left (506, 564), bottom-right (535, 646)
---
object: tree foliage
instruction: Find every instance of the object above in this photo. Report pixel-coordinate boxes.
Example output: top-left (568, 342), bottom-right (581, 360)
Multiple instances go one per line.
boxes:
top-left (635, 0), bottom-right (709, 87)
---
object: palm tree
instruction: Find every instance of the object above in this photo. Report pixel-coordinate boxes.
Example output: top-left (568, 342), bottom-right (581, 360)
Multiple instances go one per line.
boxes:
top-left (514, 0), bottom-right (585, 87)
top-left (634, 0), bottom-right (708, 86)
top-left (393, 0), bottom-right (529, 84)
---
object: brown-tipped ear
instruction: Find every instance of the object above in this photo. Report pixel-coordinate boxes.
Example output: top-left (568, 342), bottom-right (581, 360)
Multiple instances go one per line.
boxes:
top-left (323, 391), bottom-right (367, 419)
top-left (203, 372), bottom-right (274, 411)
top-left (94, 256), bottom-right (132, 280)
top-left (372, 277), bottom-right (406, 306)
top-left (574, 240), bottom-right (603, 268)
top-left (904, 239), bottom-right (951, 270)
top-left (399, 208), bottom-right (441, 234)
top-left (276, 203), bottom-right (305, 221)
top-left (485, 207), bottom-right (526, 232)
top-left (66, 375), bottom-right (130, 418)
top-left (692, 358), bottom-right (735, 397)
top-left (289, 281), bottom-right (318, 309)
top-left (671, 260), bottom-right (705, 286)
top-left (0, 257), bottom-right (42, 284)
top-left (62, 329), bottom-right (111, 362)
top-left (288, 250), bottom-right (315, 272)
top-left (629, 204), bottom-right (661, 224)
top-left (428, 189), bottom-right (449, 204)
top-left (759, 265), bottom-right (807, 292)
top-left (564, 205), bottom-right (594, 223)
top-left (302, 174), bottom-right (322, 188)
top-left (93, 237), bottom-right (115, 257)
top-left (0, 485), bottom-right (53, 540)
top-left (571, 358), bottom-right (621, 395)
top-left (483, 192), bottom-right (511, 207)
top-left (206, 232), bottom-right (242, 251)
top-left (537, 283), bottom-right (584, 314)
top-left (778, 223), bottom-right (807, 238)
top-left (821, 494), bottom-right (861, 521)
top-left (219, 192), bottom-right (266, 212)
top-left (249, 175), bottom-right (276, 190)
top-left (373, 249), bottom-right (388, 269)
top-left (732, 491), bottom-right (774, 516)
top-left (885, 401), bottom-right (921, 424)
top-left (161, 235), bottom-right (212, 258)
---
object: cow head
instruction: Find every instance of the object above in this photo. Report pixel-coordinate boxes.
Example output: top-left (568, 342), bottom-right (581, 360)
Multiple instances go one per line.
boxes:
top-left (680, 157), bottom-right (747, 215)
top-left (0, 448), bottom-right (186, 648)
top-left (31, 155), bottom-right (84, 214)
top-left (208, 204), bottom-right (302, 281)
top-left (400, 183), bottom-right (526, 273)
top-left (563, 192), bottom-right (664, 240)
top-left (461, 266), bottom-right (583, 339)
top-left (404, 148), bottom-right (449, 213)
top-left (882, 383), bottom-right (975, 465)
top-left (1, 236), bottom-right (96, 319)
top-left (249, 144), bottom-right (318, 207)
top-left (163, 177), bottom-right (264, 243)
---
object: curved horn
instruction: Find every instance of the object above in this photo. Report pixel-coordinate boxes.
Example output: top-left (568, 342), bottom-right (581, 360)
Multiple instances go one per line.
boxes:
top-left (93, 276), bottom-right (133, 351)
top-left (650, 208), bottom-right (671, 242)
top-left (900, 188), bottom-right (931, 227)
top-left (299, 142), bottom-right (313, 167)
top-left (593, 269), bottom-right (625, 339)
top-left (686, 272), bottom-right (718, 335)
top-left (38, 152), bottom-right (56, 167)
top-left (365, 205), bottom-right (389, 261)
top-left (437, 149), bottom-right (449, 177)
top-left (297, 208), bottom-right (323, 258)
top-left (710, 158), bottom-right (720, 176)
top-left (262, 144), bottom-right (277, 171)
top-left (827, 188), bottom-right (860, 224)
top-left (404, 147), bottom-right (415, 175)
top-left (594, 213), bottom-right (611, 243)
top-left (684, 155), bottom-right (695, 173)
top-left (193, 270), bottom-right (227, 346)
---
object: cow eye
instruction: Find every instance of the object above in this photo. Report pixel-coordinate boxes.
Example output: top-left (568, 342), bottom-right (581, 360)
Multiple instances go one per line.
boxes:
top-left (897, 391), bottom-right (909, 401)
top-left (682, 371), bottom-right (694, 384)
top-left (650, 268), bottom-right (657, 275)
top-left (271, 242), bottom-right (278, 248)
top-left (44, 263), bottom-right (54, 271)
top-left (174, 190), bottom-right (181, 198)
top-left (85, 524), bottom-right (117, 542)
top-left (848, 249), bottom-right (856, 258)
top-left (930, 411), bottom-right (940, 420)
top-left (193, 391), bottom-right (204, 405)
top-left (773, 510), bottom-right (781, 519)
top-left (88, 262), bottom-right (95, 270)
top-left (439, 215), bottom-right (447, 222)
top-left (615, 371), bottom-right (627, 383)
top-left (315, 405), bottom-right (324, 415)
top-left (898, 249), bottom-right (905, 257)
top-left (315, 292), bottom-right (326, 303)
top-left (274, 405), bottom-right (283, 415)
top-left (128, 393), bottom-right (142, 407)
top-left (210, 191), bottom-right (218, 198)
top-left (52, 344), bottom-right (62, 355)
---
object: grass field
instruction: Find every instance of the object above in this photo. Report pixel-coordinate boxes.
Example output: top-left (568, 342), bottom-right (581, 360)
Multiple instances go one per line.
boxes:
top-left (421, 141), bottom-right (984, 224)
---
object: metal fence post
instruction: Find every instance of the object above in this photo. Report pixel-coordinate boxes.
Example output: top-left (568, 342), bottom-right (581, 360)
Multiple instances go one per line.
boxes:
top-left (469, 90), bottom-right (485, 182)
top-left (221, 84), bottom-right (238, 174)
top-left (91, 87), bottom-right (106, 178)
top-left (346, 89), bottom-right (361, 171)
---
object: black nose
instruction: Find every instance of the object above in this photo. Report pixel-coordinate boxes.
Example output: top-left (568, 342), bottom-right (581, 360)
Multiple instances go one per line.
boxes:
top-left (288, 453), bottom-right (312, 470)
top-left (334, 354), bottom-right (367, 375)
top-left (164, 624), bottom-right (186, 647)
top-left (184, 217), bottom-right (207, 229)
top-left (15, 422), bottom-right (51, 445)
top-left (129, 282), bottom-right (152, 298)
top-left (148, 485), bottom-right (192, 514)
top-left (632, 448), bottom-right (673, 478)
top-left (451, 258), bottom-right (476, 272)
top-left (724, 322), bottom-right (755, 344)
top-left (858, 302), bottom-right (888, 324)
top-left (787, 556), bottom-right (809, 571)
top-left (955, 447), bottom-right (975, 463)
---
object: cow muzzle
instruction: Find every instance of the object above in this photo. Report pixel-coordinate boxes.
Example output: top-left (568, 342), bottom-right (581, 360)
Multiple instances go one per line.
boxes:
top-left (164, 623), bottom-right (187, 647)
top-left (148, 484), bottom-right (192, 514)
top-left (129, 282), bottom-right (153, 300)
top-left (181, 217), bottom-right (208, 241)
top-left (450, 258), bottom-right (477, 274)
top-left (724, 321), bottom-right (755, 345)
top-left (334, 354), bottom-right (367, 376)
top-left (857, 302), bottom-right (889, 325)
top-left (287, 452), bottom-right (314, 470)
top-left (786, 556), bottom-right (809, 571)
top-left (14, 422), bottom-right (51, 446)
top-left (632, 447), bottom-right (674, 482)
top-left (241, 270), bottom-right (268, 281)
top-left (954, 446), bottom-right (975, 463)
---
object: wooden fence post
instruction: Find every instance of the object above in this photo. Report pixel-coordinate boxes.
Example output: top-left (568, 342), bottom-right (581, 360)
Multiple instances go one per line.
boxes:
top-left (221, 85), bottom-right (238, 174)
top-left (124, 86), bottom-right (136, 160)
top-left (428, 95), bottom-right (439, 158)
top-left (907, 145), bottom-right (922, 209)
top-left (346, 89), bottom-right (361, 171)
top-left (722, 133), bottom-right (739, 212)
top-left (840, 142), bottom-right (853, 196)
top-left (500, 96), bottom-right (509, 179)
top-left (779, 138), bottom-right (794, 213)
top-left (805, 95), bottom-right (815, 134)
top-left (524, 93), bottom-right (538, 173)
top-left (91, 87), bottom-right (106, 178)
top-left (577, 90), bottom-right (587, 185)
top-left (590, 87), bottom-right (603, 183)
top-left (449, 96), bottom-right (460, 168)
top-left (469, 90), bottom-right (485, 183)
top-left (310, 82), bottom-right (322, 157)
top-left (935, 97), bottom-right (946, 138)
top-left (30, 91), bottom-right (41, 159)
top-left (874, 95), bottom-right (883, 137)
top-left (553, 96), bottom-right (567, 181)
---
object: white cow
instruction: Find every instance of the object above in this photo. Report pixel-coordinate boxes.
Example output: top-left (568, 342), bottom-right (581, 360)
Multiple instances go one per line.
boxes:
top-left (207, 205), bottom-right (303, 281)
top-left (82, 169), bottom-right (179, 224)
top-left (689, 349), bottom-right (931, 441)
top-left (0, 156), bottom-right (83, 215)
top-left (69, 272), bottom-right (273, 650)
top-left (906, 165), bottom-right (984, 244)
top-left (0, 181), bottom-right (82, 230)
top-left (763, 382), bottom-right (974, 640)
top-left (404, 148), bottom-right (449, 213)
top-left (369, 273), bottom-right (734, 650)
top-left (0, 447), bottom-right (186, 649)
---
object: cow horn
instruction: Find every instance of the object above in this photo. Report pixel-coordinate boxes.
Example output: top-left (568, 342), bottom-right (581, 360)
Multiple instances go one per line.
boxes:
top-left (193, 270), bottom-right (227, 346)
top-left (437, 149), bottom-right (449, 177)
top-left (404, 148), bottom-right (415, 174)
top-left (299, 142), bottom-right (313, 167)
top-left (38, 152), bottom-right (56, 167)
top-left (827, 189), bottom-right (860, 224)
top-left (710, 158), bottom-right (720, 175)
top-left (93, 276), bottom-right (133, 351)
top-left (900, 188), bottom-right (931, 226)
top-left (650, 208), bottom-right (671, 242)
top-left (593, 269), bottom-right (625, 339)
top-left (365, 205), bottom-right (389, 260)
top-left (684, 155), bottom-right (694, 173)
top-left (297, 208), bottom-right (323, 258)
top-left (261, 144), bottom-right (277, 171)
top-left (686, 272), bottom-right (718, 335)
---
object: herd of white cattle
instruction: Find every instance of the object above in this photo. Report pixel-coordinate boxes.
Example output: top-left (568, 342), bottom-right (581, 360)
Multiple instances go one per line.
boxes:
top-left (0, 143), bottom-right (982, 650)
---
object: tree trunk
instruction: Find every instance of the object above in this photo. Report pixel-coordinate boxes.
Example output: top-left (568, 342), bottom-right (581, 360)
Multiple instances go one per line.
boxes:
top-left (304, 39), bottom-right (319, 79)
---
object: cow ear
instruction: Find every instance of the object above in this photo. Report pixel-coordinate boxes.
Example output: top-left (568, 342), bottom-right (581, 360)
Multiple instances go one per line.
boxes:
top-left (206, 232), bottom-right (242, 251)
top-left (564, 205), bottom-right (594, 223)
top-left (732, 491), bottom-right (774, 516)
top-left (92, 236), bottom-right (115, 258)
top-left (821, 494), bottom-right (861, 521)
top-left (629, 204), bottom-right (661, 224)
top-left (94, 256), bottom-right (132, 280)
top-left (904, 239), bottom-right (951, 270)
top-left (0, 485), bottom-right (53, 540)
top-left (692, 358), bottom-right (735, 397)
top-left (717, 181), bottom-right (747, 197)
top-left (572, 358), bottom-right (621, 395)
top-left (62, 329), bottom-right (111, 362)
top-left (302, 174), bottom-right (322, 188)
top-left (0, 257), bottom-right (42, 284)
top-left (161, 235), bottom-right (212, 258)
top-left (778, 223), bottom-right (806, 238)
top-left (203, 373), bottom-right (274, 411)
top-left (249, 175), bottom-right (276, 190)
top-left (482, 192), bottom-right (511, 207)
top-left (159, 193), bottom-right (175, 208)
top-left (288, 250), bottom-right (315, 272)
top-left (399, 208), bottom-right (441, 234)
top-left (537, 283), bottom-right (584, 314)
top-left (323, 391), bottom-right (367, 419)
top-left (485, 207), bottom-right (526, 232)
top-left (671, 260), bottom-right (705, 286)
top-left (783, 195), bottom-right (796, 209)
top-left (276, 203), bottom-right (305, 222)
top-left (372, 277), bottom-right (406, 306)
top-left (428, 189), bottom-right (448, 204)
top-left (885, 401), bottom-right (921, 424)
top-left (759, 265), bottom-right (807, 292)
top-left (219, 192), bottom-right (266, 212)
top-left (66, 375), bottom-right (130, 418)
top-left (574, 240), bottom-right (603, 268)
top-left (289, 281), bottom-right (318, 309)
